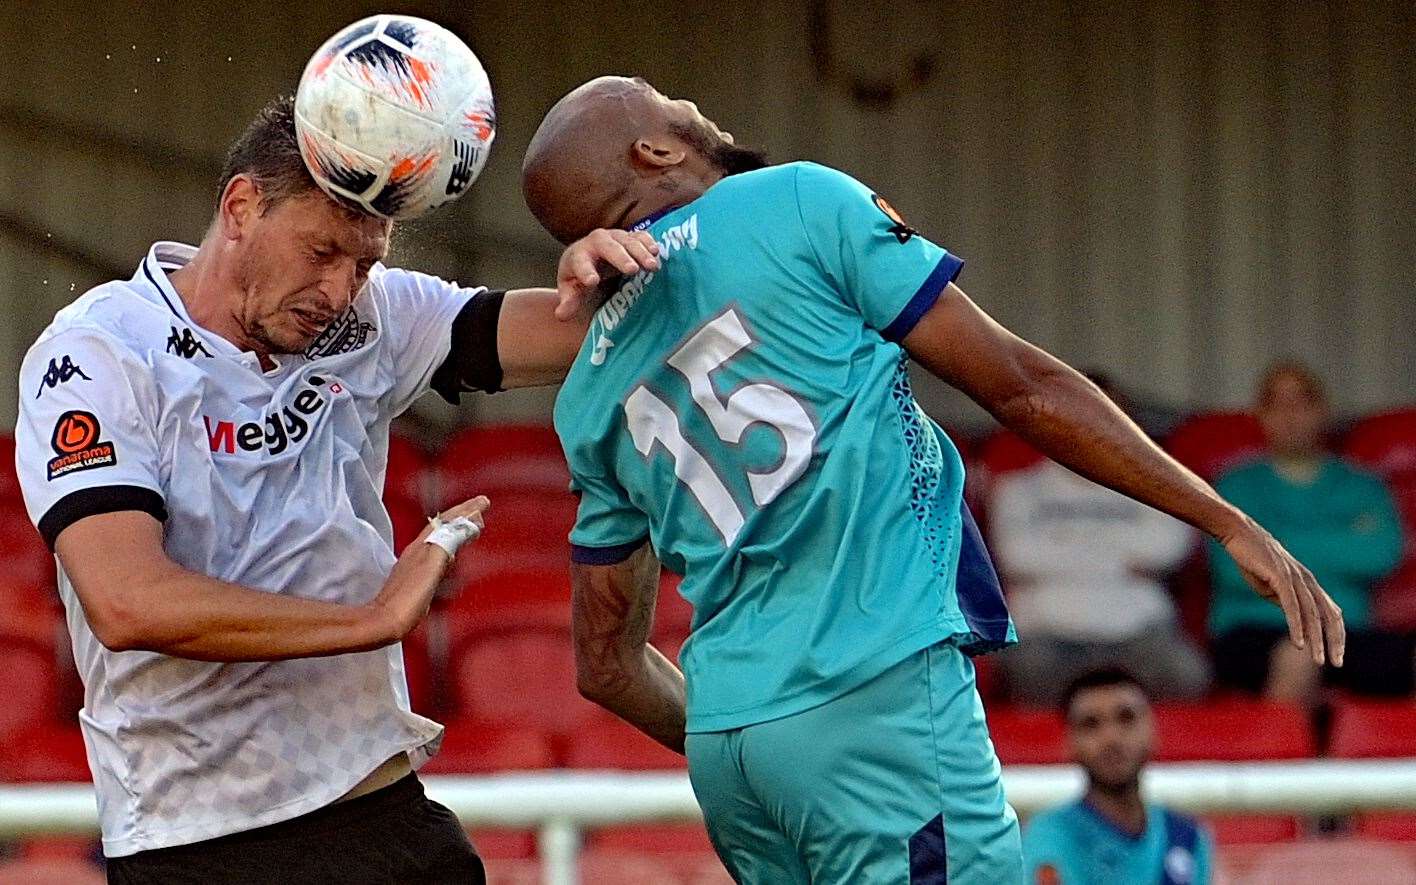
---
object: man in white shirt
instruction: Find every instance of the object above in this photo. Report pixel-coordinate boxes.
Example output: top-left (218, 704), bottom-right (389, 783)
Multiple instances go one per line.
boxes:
top-left (989, 381), bottom-right (1210, 706)
top-left (14, 95), bottom-right (657, 884)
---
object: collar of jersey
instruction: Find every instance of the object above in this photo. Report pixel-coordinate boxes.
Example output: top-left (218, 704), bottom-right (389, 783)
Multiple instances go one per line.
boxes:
top-left (626, 207), bottom-right (677, 233)
top-left (140, 242), bottom-right (272, 368)
top-left (1076, 798), bottom-right (1154, 843)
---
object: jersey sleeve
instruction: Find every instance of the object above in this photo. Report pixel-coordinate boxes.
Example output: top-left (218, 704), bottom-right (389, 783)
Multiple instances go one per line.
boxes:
top-left (568, 466), bottom-right (651, 565)
top-left (373, 266), bottom-right (487, 414)
top-left (15, 329), bottom-right (167, 549)
top-left (792, 162), bottom-right (963, 341)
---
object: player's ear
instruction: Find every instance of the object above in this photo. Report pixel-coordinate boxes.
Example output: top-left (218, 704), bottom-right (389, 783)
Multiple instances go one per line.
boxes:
top-left (217, 174), bottom-right (260, 240)
top-left (632, 137), bottom-right (686, 170)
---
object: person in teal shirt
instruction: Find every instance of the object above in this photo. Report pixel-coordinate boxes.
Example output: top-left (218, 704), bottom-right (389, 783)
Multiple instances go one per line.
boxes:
top-left (521, 76), bottom-right (1342, 884)
top-left (1024, 668), bottom-right (1214, 885)
top-left (1210, 362), bottom-right (1405, 704)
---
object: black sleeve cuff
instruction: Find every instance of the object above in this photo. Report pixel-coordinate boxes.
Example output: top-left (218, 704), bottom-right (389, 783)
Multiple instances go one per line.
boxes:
top-left (38, 485), bottom-right (167, 550)
top-left (570, 537), bottom-right (650, 565)
top-left (431, 289), bottom-right (506, 403)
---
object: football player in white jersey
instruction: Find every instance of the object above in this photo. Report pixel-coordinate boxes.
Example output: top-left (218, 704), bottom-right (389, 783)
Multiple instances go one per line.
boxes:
top-left (14, 96), bottom-right (658, 884)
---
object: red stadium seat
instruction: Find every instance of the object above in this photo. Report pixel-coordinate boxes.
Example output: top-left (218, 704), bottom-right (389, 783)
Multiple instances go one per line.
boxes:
top-left (1165, 411), bottom-right (1266, 483)
top-left (446, 565), bottom-right (574, 635)
top-left (1204, 814), bottom-right (1301, 846)
top-left (0, 857), bottom-right (106, 885)
top-left (420, 720), bottom-right (557, 774)
top-left (0, 640), bottom-right (59, 741)
top-left (977, 430), bottom-right (1045, 479)
top-left (448, 490), bottom-right (578, 586)
top-left (0, 502), bottom-right (54, 591)
top-left (0, 579), bottom-right (62, 647)
top-left (1152, 701), bottom-right (1315, 761)
top-left (1241, 838), bottom-right (1416, 885)
top-left (436, 425), bottom-right (570, 505)
top-left (449, 630), bottom-right (599, 738)
top-left (564, 712), bottom-right (689, 771)
top-left (0, 433), bottom-right (21, 502)
top-left (386, 429), bottom-right (432, 505)
top-left (589, 825), bottom-right (714, 856)
top-left (468, 829), bottom-right (537, 860)
top-left (579, 849), bottom-right (684, 885)
top-left (1328, 698), bottom-right (1416, 758)
top-left (652, 571), bottom-right (693, 642)
top-left (0, 723), bottom-right (90, 782)
top-left (1357, 814), bottom-right (1416, 842)
top-left (983, 704), bottom-right (1068, 765)
top-left (1344, 409), bottom-right (1416, 630)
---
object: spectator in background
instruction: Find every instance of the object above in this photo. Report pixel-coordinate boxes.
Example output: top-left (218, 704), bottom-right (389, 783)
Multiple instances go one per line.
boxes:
top-left (1023, 668), bottom-right (1214, 885)
top-left (1210, 362), bottom-right (1406, 704)
top-left (990, 376), bottom-right (1209, 706)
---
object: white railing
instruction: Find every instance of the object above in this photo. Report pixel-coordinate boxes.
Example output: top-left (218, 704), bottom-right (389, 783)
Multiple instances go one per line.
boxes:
top-left (5, 761), bottom-right (1416, 884)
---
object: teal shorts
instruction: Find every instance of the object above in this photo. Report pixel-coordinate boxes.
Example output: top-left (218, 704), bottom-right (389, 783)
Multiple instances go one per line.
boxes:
top-left (685, 641), bottom-right (1022, 884)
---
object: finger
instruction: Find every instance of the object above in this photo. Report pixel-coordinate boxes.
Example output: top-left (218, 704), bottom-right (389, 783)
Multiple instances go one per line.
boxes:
top-left (1265, 565), bottom-right (1305, 650)
top-left (631, 231), bottom-right (659, 255)
top-left (620, 234), bottom-right (660, 271)
top-left (443, 496), bottom-right (491, 520)
top-left (1287, 560), bottom-right (1324, 666)
top-left (595, 239), bottom-right (644, 277)
top-left (564, 252), bottom-right (600, 290)
top-left (554, 290), bottom-right (581, 322)
top-left (1309, 571), bottom-right (1346, 667)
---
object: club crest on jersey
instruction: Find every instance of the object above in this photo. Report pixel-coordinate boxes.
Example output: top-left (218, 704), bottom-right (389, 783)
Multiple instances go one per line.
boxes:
top-left (47, 409), bottom-right (117, 480)
top-left (204, 374), bottom-right (344, 457)
top-left (872, 194), bottom-right (918, 244)
top-left (304, 307), bottom-right (375, 360)
top-left (167, 326), bottom-right (213, 359)
top-left (35, 355), bottom-right (91, 399)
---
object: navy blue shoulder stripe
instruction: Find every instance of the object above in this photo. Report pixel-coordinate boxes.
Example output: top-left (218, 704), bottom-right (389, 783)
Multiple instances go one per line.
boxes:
top-left (571, 537), bottom-right (649, 565)
top-left (881, 253), bottom-right (963, 343)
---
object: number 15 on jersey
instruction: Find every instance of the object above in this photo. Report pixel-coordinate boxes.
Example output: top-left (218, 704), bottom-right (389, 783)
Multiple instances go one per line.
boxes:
top-left (624, 308), bottom-right (817, 546)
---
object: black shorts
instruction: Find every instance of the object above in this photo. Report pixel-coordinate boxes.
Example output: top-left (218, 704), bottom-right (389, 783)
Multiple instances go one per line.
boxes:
top-left (1212, 627), bottom-right (1415, 696)
top-left (106, 774), bottom-right (484, 885)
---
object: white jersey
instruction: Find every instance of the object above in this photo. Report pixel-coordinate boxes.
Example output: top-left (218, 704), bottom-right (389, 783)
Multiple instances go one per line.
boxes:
top-left (14, 242), bottom-right (483, 856)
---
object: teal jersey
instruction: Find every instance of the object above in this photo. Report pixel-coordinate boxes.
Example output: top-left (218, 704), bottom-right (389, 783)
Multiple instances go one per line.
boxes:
top-left (1022, 801), bottom-right (1213, 885)
top-left (554, 162), bottom-right (1015, 732)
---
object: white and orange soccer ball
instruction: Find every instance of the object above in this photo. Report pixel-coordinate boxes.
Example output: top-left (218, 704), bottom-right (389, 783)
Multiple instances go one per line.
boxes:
top-left (294, 14), bottom-right (496, 220)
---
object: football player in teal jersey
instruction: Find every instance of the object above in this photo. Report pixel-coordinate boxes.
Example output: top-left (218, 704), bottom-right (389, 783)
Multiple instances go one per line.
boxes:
top-left (1024, 668), bottom-right (1214, 885)
top-left (521, 76), bottom-right (1343, 884)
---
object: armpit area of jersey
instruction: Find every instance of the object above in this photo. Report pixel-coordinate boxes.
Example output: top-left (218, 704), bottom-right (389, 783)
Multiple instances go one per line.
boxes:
top-left (431, 288), bottom-right (505, 402)
top-left (37, 484), bottom-right (167, 550)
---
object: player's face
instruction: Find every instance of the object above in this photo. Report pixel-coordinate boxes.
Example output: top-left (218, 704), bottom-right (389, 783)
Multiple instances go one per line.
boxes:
top-left (1066, 684), bottom-right (1153, 792)
top-left (652, 86), bottom-right (769, 177)
top-left (235, 190), bottom-right (390, 355)
top-left (1258, 372), bottom-right (1327, 457)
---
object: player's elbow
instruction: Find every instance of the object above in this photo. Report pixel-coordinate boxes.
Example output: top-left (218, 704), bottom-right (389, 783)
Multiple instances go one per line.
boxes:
top-left (83, 591), bottom-right (151, 653)
top-left (575, 651), bottom-right (633, 705)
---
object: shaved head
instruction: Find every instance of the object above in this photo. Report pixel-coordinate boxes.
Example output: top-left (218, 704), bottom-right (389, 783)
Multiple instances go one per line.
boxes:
top-left (522, 76), bottom-right (768, 244)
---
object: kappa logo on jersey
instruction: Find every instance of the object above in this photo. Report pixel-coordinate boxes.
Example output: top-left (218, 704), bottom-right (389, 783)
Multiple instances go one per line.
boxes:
top-left (204, 375), bottom-right (344, 457)
top-left (304, 307), bottom-right (375, 360)
top-left (46, 409), bottom-right (118, 480)
top-left (167, 326), bottom-right (213, 359)
top-left (35, 355), bottom-right (91, 399)
top-left (872, 194), bottom-right (918, 244)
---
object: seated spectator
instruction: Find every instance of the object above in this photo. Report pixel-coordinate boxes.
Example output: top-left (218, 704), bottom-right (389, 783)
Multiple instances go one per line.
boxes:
top-left (990, 378), bottom-right (1209, 706)
top-left (1024, 668), bottom-right (1214, 885)
top-left (1210, 362), bottom-right (1406, 704)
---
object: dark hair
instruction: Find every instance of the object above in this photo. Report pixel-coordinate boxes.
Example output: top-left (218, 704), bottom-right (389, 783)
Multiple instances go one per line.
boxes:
top-left (1060, 667), bottom-right (1146, 718)
top-left (215, 95), bottom-right (320, 211)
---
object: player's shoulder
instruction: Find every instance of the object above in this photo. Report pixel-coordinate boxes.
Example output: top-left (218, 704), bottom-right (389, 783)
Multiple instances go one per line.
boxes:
top-left (1024, 801), bottom-right (1084, 840)
top-left (710, 161), bottom-right (860, 201)
top-left (29, 279), bottom-right (166, 366)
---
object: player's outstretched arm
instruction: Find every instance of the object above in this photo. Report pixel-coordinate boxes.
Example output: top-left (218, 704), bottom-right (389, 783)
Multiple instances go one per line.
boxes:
top-left (902, 282), bottom-right (1345, 667)
top-left (54, 497), bottom-right (489, 662)
top-left (494, 229), bottom-right (659, 388)
top-left (571, 542), bottom-right (686, 753)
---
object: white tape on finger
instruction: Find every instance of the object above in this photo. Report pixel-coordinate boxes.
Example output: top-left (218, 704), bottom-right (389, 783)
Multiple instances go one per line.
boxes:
top-left (425, 515), bottom-right (482, 558)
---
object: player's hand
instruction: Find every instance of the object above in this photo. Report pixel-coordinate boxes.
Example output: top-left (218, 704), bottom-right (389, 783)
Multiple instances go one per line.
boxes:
top-left (373, 496), bottom-right (491, 643)
top-left (555, 229), bottom-right (660, 321)
top-left (1221, 517), bottom-right (1346, 667)
top-left (413, 496), bottom-right (491, 551)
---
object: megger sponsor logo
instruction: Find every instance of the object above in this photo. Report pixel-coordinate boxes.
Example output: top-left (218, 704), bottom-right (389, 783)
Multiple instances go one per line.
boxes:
top-left (590, 213), bottom-right (699, 366)
top-left (204, 375), bottom-right (344, 456)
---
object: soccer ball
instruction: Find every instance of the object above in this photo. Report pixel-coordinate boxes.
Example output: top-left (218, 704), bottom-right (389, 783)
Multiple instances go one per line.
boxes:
top-left (294, 15), bottom-right (496, 220)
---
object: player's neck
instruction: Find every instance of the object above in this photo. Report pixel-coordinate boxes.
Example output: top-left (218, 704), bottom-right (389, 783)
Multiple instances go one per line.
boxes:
top-left (168, 244), bottom-right (273, 368)
top-left (626, 169), bottom-right (722, 229)
top-left (1084, 782), bottom-right (1147, 837)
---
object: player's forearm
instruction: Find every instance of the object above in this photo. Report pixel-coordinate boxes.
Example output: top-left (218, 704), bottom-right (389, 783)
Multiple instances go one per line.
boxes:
top-left (988, 352), bottom-right (1246, 542)
top-left (496, 287), bottom-right (592, 388)
top-left (581, 644), bottom-right (688, 753)
top-left (95, 545), bottom-right (447, 661)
